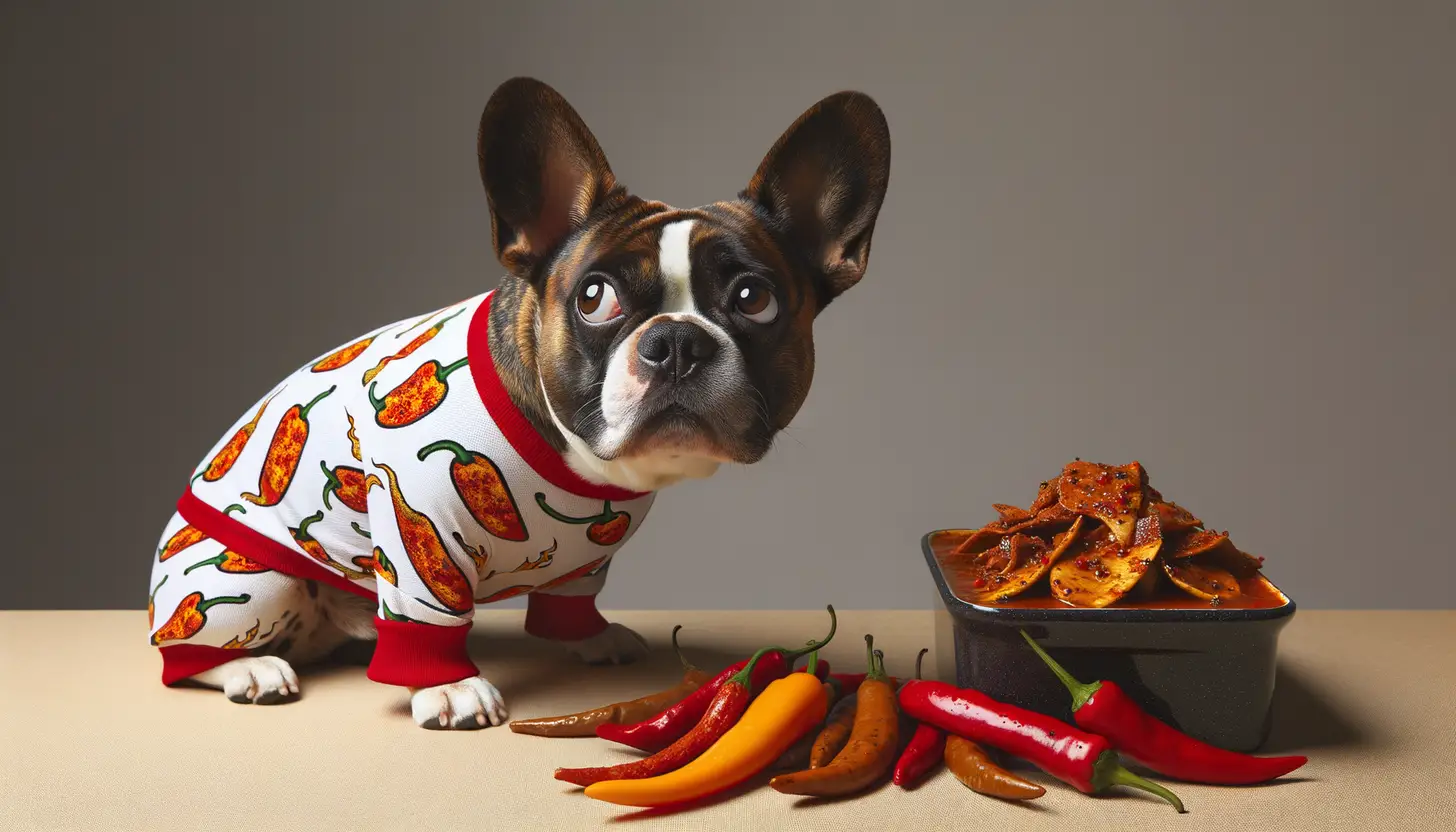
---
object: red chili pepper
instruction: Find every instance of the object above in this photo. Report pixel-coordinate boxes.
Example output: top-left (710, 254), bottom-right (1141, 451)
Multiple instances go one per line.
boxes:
top-left (898, 680), bottom-right (1186, 812)
top-left (595, 607), bottom-right (838, 752)
top-left (556, 621), bottom-right (837, 787)
top-left (1019, 631), bottom-right (1307, 785)
top-left (892, 649), bottom-right (945, 788)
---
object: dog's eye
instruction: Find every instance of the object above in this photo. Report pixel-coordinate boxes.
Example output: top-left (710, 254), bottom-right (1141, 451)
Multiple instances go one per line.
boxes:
top-left (733, 283), bottom-right (779, 324)
top-left (577, 278), bottom-right (622, 324)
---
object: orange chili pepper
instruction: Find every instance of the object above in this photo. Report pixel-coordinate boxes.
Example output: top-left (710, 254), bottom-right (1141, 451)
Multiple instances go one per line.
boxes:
top-left (241, 386), bottom-right (336, 506)
top-left (362, 307), bottom-right (465, 385)
top-left (310, 335), bottom-right (375, 372)
top-left (372, 547), bottom-right (398, 585)
top-left (158, 525), bottom-right (208, 562)
top-left (418, 439), bottom-right (529, 540)
top-left (183, 549), bottom-right (271, 576)
top-left (147, 575), bottom-right (168, 629)
top-left (535, 494), bottom-right (632, 546)
top-left (221, 618), bottom-right (281, 649)
top-left (368, 358), bottom-right (468, 428)
top-left (192, 389), bottom-right (280, 483)
top-left (367, 462), bottom-right (473, 612)
top-left (320, 460), bottom-right (370, 512)
top-left (476, 584), bottom-right (532, 603)
top-left (345, 411), bottom-right (363, 461)
top-left (289, 511), bottom-right (374, 581)
top-left (150, 591), bottom-right (251, 645)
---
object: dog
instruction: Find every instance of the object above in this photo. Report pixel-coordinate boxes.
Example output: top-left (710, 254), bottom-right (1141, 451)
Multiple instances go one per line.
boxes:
top-left (146, 77), bottom-right (890, 729)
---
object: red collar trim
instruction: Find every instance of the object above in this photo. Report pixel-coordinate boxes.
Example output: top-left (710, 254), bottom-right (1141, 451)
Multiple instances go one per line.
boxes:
top-left (467, 291), bottom-right (651, 503)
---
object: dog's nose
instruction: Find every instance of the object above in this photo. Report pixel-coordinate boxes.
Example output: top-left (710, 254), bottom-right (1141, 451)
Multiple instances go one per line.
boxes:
top-left (636, 319), bottom-right (719, 382)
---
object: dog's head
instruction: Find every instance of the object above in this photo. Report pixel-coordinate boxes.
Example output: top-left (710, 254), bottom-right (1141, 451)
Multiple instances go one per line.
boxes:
top-left (478, 78), bottom-right (890, 491)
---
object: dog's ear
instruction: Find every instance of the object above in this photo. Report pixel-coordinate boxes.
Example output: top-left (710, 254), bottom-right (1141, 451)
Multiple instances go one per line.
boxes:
top-left (742, 91), bottom-right (891, 310)
top-left (478, 77), bottom-right (621, 279)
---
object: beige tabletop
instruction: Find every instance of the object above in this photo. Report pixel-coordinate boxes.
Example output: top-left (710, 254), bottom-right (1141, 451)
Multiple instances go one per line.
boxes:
top-left (2, 609), bottom-right (1453, 831)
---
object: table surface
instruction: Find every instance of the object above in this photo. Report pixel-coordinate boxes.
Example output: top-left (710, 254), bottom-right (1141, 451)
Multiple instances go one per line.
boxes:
top-left (2, 609), bottom-right (1453, 831)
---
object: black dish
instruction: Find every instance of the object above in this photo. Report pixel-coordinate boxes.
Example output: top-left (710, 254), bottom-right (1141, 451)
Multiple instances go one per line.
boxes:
top-left (924, 529), bottom-right (1296, 753)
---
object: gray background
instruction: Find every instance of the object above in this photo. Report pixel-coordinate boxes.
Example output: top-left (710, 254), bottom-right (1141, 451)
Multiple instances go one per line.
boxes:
top-left (3, 1), bottom-right (1451, 611)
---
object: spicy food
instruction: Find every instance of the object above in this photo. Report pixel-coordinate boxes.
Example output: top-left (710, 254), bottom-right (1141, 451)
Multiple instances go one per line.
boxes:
top-left (941, 459), bottom-right (1279, 608)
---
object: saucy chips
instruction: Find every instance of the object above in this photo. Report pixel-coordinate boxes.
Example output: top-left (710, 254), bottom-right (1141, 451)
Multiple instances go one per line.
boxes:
top-left (946, 460), bottom-right (1273, 608)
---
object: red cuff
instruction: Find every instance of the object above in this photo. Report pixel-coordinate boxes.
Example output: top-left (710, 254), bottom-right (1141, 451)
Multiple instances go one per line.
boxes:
top-left (524, 593), bottom-right (609, 641)
top-left (367, 619), bottom-right (478, 688)
top-left (160, 645), bottom-right (251, 686)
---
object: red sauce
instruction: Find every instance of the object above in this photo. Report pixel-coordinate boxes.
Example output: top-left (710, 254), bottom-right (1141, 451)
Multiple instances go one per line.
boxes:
top-left (931, 530), bottom-right (1288, 611)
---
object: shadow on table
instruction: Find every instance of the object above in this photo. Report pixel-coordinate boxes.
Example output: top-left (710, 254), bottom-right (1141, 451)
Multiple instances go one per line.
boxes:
top-left (1260, 660), bottom-right (1374, 753)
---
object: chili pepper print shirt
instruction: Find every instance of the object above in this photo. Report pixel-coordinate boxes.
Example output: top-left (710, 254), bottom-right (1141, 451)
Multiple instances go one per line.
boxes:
top-left (177, 291), bottom-right (656, 686)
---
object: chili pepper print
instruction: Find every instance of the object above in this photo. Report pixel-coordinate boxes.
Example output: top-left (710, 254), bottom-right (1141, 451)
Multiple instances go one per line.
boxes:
top-left (512, 625), bottom-right (713, 738)
top-left (472, 552), bottom-right (607, 604)
top-left (350, 521), bottom-right (370, 539)
top-left (583, 649), bottom-right (833, 808)
top-left (192, 389), bottom-right (281, 484)
top-left (892, 649), bottom-right (946, 788)
top-left (183, 549), bottom-right (272, 576)
top-left (158, 525), bottom-right (208, 562)
top-left (368, 358), bottom-right (468, 429)
top-left (770, 635), bottom-right (902, 797)
top-left (345, 411), bottom-right (363, 461)
top-left (455, 532), bottom-right (556, 581)
top-left (596, 607), bottom-right (839, 753)
top-left (362, 306), bottom-right (466, 385)
top-left (224, 504), bottom-right (246, 516)
top-left (288, 511), bottom-right (374, 582)
top-left (370, 548), bottom-right (397, 585)
top-left (381, 599), bottom-right (426, 623)
top-left (221, 617), bottom-right (282, 650)
top-left (475, 584), bottom-right (533, 604)
top-left (366, 462), bottom-right (473, 613)
top-left (897, 679), bottom-right (1186, 812)
top-left (310, 335), bottom-right (375, 373)
top-left (320, 460), bottom-right (370, 512)
top-left (943, 734), bottom-right (1046, 800)
top-left (535, 493), bottom-right (631, 546)
top-left (150, 591), bottom-right (252, 645)
top-left (241, 386), bottom-right (336, 506)
top-left (419, 440), bottom-right (528, 541)
top-left (147, 575), bottom-right (168, 629)
top-left (1019, 630), bottom-right (1307, 785)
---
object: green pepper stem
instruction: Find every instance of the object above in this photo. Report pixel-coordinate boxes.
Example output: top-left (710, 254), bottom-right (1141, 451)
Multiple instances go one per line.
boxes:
top-left (149, 574), bottom-right (168, 601)
top-left (670, 624), bottom-right (699, 673)
top-left (222, 504), bottom-right (246, 516)
top-left (437, 356), bottom-right (470, 380)
top-left (367, 381), bottom-right (387, 413)
top-left (864, 634), bottom-right (888, 681)
top-left (1020, 629), bottom-right (1101, 712)
top-left (1096, 752), bottom-right (1186, 813)
top-left (915, 647), bottom-right (928, 681)
top-left (350, 522), bottom-right (371, 539)
top-left (782, 605), bottom-right (837, 661)
top-left (296, 510), bottom-right (324, 542)
top-left (417, 439), bottom-right (473, 465)
top-left (729, 646), bottom-right (777, 687)
top-left (299, 386), bottom-right (336, 420)
top-left (320, 461), bottom-right (342, 509)
top-left (190, 469), bottom-right (207, 484)
top-left (805, 649), bottom-right (820, 677)
top-left (534, 493), bottom-right (612, 525)
top-left (195, 593), bottom-right (252, 614)
top-left (183, 553), bottom-right (226, 576)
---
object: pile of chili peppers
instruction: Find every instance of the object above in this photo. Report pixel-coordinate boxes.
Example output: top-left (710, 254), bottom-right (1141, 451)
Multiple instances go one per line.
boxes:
top-left (516, 613), bottom-right (1307, 814)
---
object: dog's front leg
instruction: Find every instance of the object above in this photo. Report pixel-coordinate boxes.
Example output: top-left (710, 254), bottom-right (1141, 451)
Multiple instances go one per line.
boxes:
top-left (525, 561), bottom-right (649, 665)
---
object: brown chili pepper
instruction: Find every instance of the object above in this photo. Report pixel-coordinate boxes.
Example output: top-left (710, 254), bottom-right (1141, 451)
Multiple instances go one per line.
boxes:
top-left (535, 494), bottom-right (631, 546)
top-left (288, 511), bottom-right (374, 581)
top-left (158, 524), bottom-right (208, 562)
top-left (771, 679), bottom-right (841, 773)
top-left (509, 625), bottom-right (711, 737)
top-left (368, 358), bottom-right (468, 428)
top-left (361, 306), bottom-right (466, 385)
top-left (320, 460), bottom-right (370, 512)
top-left (809, 690), bottom-right (859, 768)
top-left (769, 635), bottom-right (901, 797)
top-left (241, 386), bottom-right (335, 506)
top-left (366, 462), bottom-right (473, 612)
top-left (192, 390), bottom-right (280, 483)
top-left (150, 591), bottom-right (252, 645)
top-left (183, 549), bottom-right (272, 576)
top-left (944, 734), bottom-right (1047, 800)
top-left (419, 440), bottom-right (528, 541)
top-left (310, 335), bottom-right (375, 372)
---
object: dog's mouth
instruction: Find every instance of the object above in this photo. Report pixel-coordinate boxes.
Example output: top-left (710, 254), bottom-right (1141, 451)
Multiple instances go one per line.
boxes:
top-left (617, 403), bottom-right (731, 460)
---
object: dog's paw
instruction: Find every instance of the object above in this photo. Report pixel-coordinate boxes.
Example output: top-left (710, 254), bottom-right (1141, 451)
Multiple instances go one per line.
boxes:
top-left (560, 623), bottom-right (650, 666)
top-left (192, 656), bottom-right (301, 705)
top-left (410, 676), bottom-right (509, 730)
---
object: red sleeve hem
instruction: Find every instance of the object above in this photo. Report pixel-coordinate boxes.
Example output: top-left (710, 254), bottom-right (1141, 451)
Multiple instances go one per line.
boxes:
top-left (524, 593), bottom-right (609, 641)
top-left (367, 619), bottom-right (478, 688)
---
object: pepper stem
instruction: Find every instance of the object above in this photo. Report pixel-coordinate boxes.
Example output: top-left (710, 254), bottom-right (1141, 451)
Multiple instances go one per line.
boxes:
top-left (864, 634), bottom-right (888, 681)
top-left (417, 439), bottom-right (473, 465)
top-left (805, 649), bottom-right (820, 677)
top-left (915, 647), bottom-right (928, 681)
top-left (183, 554), bottom-right (226, 576)
top-left (437, 356), bottom-right (470, 380)
top-left (299, 385), bottom-right (336, 420)
top-left (194, 593), bottom-right (252, 614)
top-left (320, 461), bottom-right (342, 509)
top-left (296, 510), bottom-right (324, 541)
top-left (367, 381), bottom-right (387, 413)
top-left (729, 646), bottom-right (778, 687)
top-left (781, 605), bottom-right (837, 661)
top-left (1095, 752), bottom-right (1186, 813)
top-left (1020, 629), bottom-right (1101, 712)
top-left (534, 493), bottom-right (611, 525)
top-left (669, 624), bottom-right (699, 673)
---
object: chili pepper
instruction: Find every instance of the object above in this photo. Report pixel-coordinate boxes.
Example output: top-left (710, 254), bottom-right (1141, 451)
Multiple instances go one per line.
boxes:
top-left (531, 553), bottom-right (611, 593)
top-left (150, 591), bottom-right (252, 645)
top-left (892, 649), bottom-right (946, 788)
top-left (366, 463), bottom-right (473, 612)
top-left (183, 549), bottom-right (271, 576)
top-left (368, 357), bottom-right (468, 429)
top-left (320, 461), bottom-right (370, 512)
top-left (158, 524), bottom-right (208, 562)
top-left (221, 617), bottom-right (281, 650)
top-left (582, 649), bottom-right (832, 807)
top-left (808, 690), bottom-right (858, 768)
top-left (770, 677), bottom-right (842, 774)
top-left (419, 440), bottom-right (528, 541)
top-left (362, 306), bottom-right (466, 384)
top-left (371, 548), bottom-right (397, 585)
top-left (345, 411), bottom-right (363, 461)
top-left (898, 680), bottom-right (1186, 812)
top-left (476, 584), bottom-right (532, 603)
top-left (241, 386), bottom-right (335, 506)
top-left (310, 335), bottom-right (375, 373)
top-left (288, 511), bottom-right (374, 581)
top-left (535, 493), bottom-right (630, 546)
top-left (192, 390), bottom-right (280, 483)
top-left (1019, 630), bottom-right (1307, 785)
top-left (147, 575), bottom-right (168, 629)
top-left (381, 599), bottom-right (426, 623)
top-left (825, 671), bottom-right (902, 695)
top-left (769, 635), bottom-right (902, 797)
top-left (509, 625), bottom-right (712, 737)
top-left (595, 606), bottom-right (839, 752)
top-left (943, 734), bottom-right (1046, 800)
top-left (557, 617), bottom-right (839, 787)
